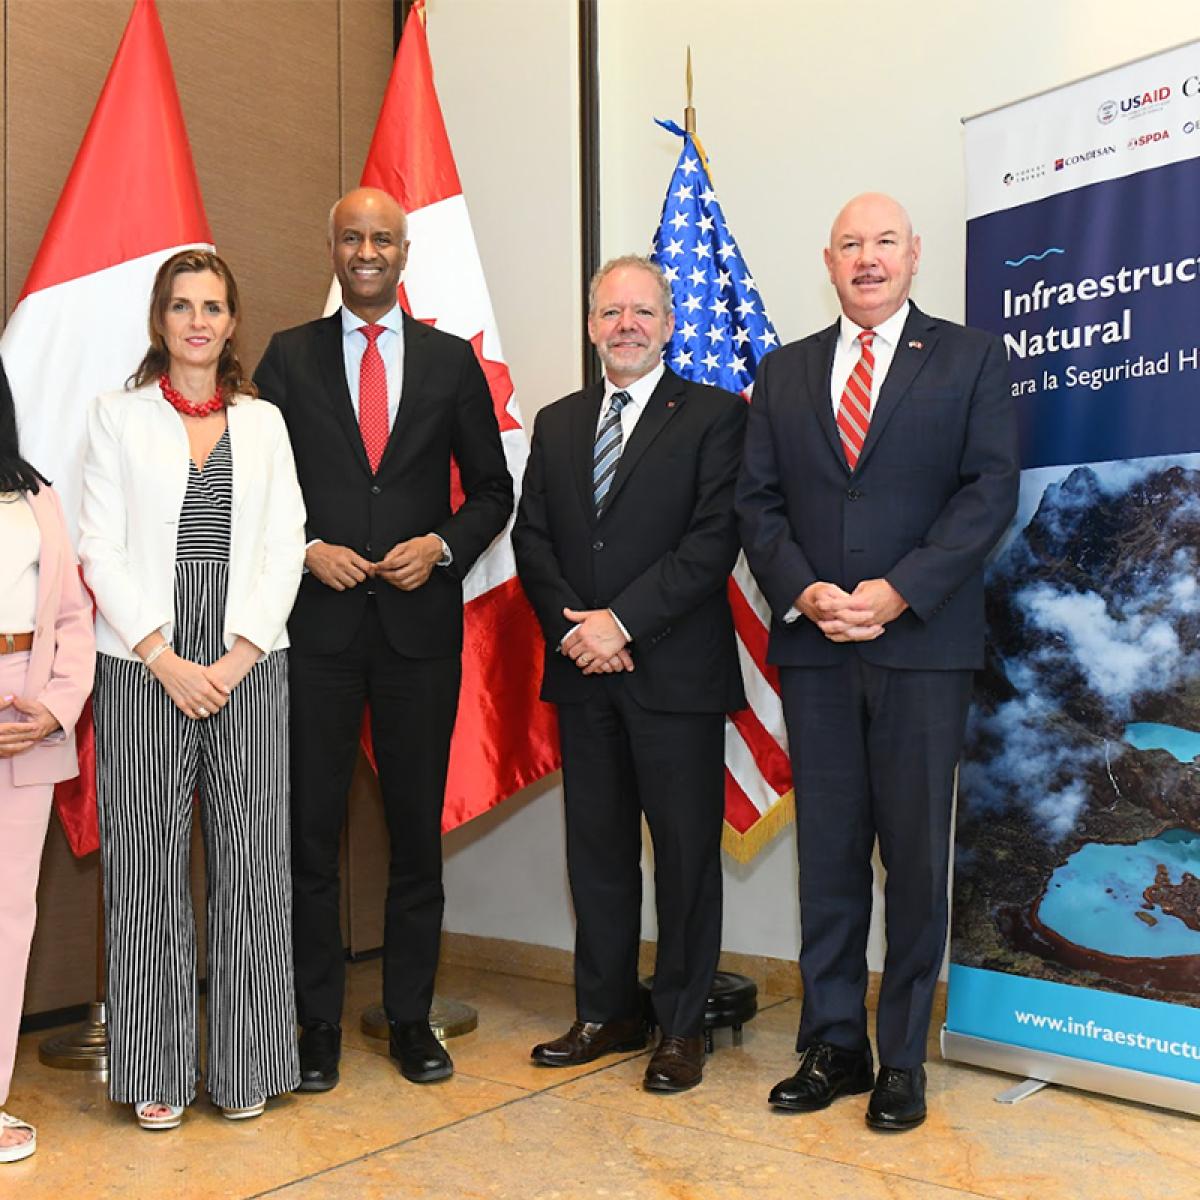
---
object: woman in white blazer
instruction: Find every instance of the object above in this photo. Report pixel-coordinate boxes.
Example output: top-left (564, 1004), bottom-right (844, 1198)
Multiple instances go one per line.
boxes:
top-left (79, 251), bottom-right (305, 1130)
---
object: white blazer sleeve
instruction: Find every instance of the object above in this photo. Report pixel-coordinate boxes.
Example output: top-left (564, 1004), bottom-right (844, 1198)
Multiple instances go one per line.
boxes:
top-left (227, 405), bottom-right (306, 654)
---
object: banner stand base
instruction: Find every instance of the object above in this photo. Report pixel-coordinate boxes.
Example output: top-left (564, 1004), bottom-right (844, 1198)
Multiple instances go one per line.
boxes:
top-left (941, 1027), bottom-right (1200, 1119)
top-left (994, 1077), bottom-right (1048, 1105)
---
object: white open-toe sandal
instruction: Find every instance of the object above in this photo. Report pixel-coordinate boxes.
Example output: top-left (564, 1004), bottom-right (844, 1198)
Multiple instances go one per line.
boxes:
top-left (135, 1101), bottom-right (183, 1131)
top-left (220, 1101), bottom-right (265, 1121)
top-left (0, 1112), bottom-right (36, 1163)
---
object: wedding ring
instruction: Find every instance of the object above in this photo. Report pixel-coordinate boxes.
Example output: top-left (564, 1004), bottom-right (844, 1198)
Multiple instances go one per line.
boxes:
top-left (197, 706), bottom-right (209, 718)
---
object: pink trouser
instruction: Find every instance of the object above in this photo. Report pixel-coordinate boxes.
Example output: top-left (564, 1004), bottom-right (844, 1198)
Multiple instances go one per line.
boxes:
top-left (0, 651), bottom-right (54, 1106)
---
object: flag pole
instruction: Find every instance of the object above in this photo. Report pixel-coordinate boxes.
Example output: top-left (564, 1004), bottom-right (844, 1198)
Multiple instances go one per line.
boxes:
top-left (683, 47), bottom-right (712, 175)
top-left (685, 46), bottom-right (696, 134)
top-left (38, 868), bottom-right (109, 1072)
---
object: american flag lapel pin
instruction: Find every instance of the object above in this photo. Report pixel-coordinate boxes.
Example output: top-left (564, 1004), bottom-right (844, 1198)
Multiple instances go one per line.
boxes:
top-left (907, 339), bottom-right (924, 350)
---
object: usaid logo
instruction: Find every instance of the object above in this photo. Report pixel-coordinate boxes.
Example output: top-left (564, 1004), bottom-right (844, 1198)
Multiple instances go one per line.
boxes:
top-left (1098, 86), bottom-right (1171, 123)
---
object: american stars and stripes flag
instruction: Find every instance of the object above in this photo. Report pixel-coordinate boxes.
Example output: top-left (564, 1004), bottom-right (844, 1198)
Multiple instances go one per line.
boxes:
top-left (649, 120), bottom-right (793, 862)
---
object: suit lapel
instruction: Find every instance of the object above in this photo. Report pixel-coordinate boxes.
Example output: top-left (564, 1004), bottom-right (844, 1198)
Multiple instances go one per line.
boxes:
top-left (378, 312), bottom-right (427, 475)
top-left (602, 369), bottom-right (686, 513)
top-left (571, 381), bottom-right (605, 523)
top-left (315, 313), bottom-right (371, 475)
top-left (855, 304), bottom-right (939, 473)
top-left (807, 323), bottom-right (845, 470)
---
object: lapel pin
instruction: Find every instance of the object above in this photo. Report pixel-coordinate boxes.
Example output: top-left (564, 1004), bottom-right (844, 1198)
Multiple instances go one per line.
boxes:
top-left (907, 340), bottom-right (924, 350)
top-left (666, 400), bottom-right (677, 408)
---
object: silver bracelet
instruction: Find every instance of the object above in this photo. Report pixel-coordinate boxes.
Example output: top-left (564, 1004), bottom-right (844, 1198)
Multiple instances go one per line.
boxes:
top-left (143, 643), bottom-right (170, 670)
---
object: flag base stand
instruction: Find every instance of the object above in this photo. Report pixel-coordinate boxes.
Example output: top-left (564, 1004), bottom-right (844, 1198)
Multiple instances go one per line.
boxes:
top-left (361, 997), bottom-right (478, 1043)
top-left (38, 1001), bottom-right (109, 1074)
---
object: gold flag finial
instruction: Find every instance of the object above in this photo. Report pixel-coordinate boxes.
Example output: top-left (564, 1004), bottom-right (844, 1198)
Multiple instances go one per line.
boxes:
top-left (684, 46), bottom-right (696, 134)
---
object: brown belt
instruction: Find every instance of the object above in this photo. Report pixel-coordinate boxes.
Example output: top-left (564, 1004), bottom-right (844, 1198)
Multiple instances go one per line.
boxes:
top-left (0, 633), bottom-right (34, 654)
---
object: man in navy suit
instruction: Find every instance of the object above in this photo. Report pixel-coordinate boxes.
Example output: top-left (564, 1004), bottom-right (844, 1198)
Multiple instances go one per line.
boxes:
top-left (736, 194), bottom-right (1018, 1130)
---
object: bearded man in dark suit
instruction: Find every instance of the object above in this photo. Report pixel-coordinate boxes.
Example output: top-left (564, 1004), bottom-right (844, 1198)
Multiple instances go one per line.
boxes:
top-left (255, 187), bottom-right (512, 1090)
top-left (736, 193), bottom-right (1019, 1131)
top-left (513, 255), bottom-right (746, 1093)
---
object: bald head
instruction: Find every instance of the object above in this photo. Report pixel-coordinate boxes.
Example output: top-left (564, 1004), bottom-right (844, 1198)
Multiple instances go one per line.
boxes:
top-left (329, 187), bottom-right (408, 244)
top-left (824, 192), bottom-right (921, 328)
top-left (330, 187), bottom-right (410, 322)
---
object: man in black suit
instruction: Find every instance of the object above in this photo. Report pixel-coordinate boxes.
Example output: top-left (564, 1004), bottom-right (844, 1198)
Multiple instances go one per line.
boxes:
top-left (255, 187), bottom-right (512, 1088)
top-left (513, 255), bottom-right (745, 1093)
top-left (736, 194), bottom-right (1018, 1130)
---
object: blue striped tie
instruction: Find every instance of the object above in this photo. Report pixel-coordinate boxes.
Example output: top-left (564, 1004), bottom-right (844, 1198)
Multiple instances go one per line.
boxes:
top-left (593, 390), bottom-right (631, 514)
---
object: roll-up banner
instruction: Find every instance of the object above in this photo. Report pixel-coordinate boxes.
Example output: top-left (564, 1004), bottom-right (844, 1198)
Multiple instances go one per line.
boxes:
top-left (944, 40), bottom-right (1200, 1117)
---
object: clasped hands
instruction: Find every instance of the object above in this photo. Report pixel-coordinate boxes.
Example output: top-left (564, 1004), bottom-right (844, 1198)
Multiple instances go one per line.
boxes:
top-left (137, 635), bottom-right (262, 721)
top-left (561, 607), bottom-right (634, 675)
top-left (306, 536), bottom-right (443, 593)
top-left (798, 578), bottom-right (908, 643)
top-left (0, 695), bottom-right (62, 757)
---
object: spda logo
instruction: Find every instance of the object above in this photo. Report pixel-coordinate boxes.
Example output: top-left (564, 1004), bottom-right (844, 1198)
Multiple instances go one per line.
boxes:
top-left (1128, 129), bottom-right (1170, 148)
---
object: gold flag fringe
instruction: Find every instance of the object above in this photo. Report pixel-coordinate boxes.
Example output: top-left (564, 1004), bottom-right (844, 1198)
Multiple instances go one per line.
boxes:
top-left (721, 790), bottom-right (795, 863)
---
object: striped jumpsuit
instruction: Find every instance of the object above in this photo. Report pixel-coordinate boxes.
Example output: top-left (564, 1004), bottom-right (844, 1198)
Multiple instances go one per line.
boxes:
top-left (94, 429), bottom-right (300, 1109)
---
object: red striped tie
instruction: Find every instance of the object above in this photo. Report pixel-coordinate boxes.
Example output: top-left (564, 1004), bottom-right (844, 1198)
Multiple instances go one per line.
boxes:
top-left (358, 323), bottom-right (388, 473)
top-left (836, 330), bottom-right (875, 470)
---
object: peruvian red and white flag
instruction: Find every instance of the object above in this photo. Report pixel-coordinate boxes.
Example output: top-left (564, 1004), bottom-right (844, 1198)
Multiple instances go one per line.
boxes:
top-left (2, 0), bottom-right (212, 855)
top-left (343, 0), bottom-right (559, 830)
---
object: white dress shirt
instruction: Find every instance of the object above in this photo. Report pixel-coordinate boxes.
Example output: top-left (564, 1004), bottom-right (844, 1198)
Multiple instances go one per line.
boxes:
top-left (341, 303), bottom-right (404, 428)
top-left (596, 361), bottom-right (665, 441)
top-left (828, 301), bottom-right (910, 415)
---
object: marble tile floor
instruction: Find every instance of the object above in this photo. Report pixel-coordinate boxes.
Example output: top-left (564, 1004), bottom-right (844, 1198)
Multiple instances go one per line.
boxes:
top-left (3, 959), bottom-right (1196, 1200)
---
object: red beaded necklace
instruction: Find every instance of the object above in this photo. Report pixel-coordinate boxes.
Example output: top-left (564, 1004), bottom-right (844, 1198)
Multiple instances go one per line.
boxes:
top-left (158, 374), bottom-right (224, 418)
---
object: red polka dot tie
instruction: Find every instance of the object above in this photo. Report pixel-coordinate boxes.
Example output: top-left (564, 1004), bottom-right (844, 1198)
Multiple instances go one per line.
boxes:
top-left (836, 330), bottom-right (875, 470)
top-left (358, 323), bottom-right (388, 473)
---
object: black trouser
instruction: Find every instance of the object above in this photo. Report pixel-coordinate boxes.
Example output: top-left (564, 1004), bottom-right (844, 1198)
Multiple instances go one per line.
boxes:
top-left (557, 683), bottom-right (725, 1038)
top-left (289, 600), bottom-right (460, 1027)
top-left (780, 658), bottom-right (974, 1068)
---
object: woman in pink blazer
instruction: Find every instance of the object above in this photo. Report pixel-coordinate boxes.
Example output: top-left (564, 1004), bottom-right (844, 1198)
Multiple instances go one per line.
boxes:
top-left (0, 362), bottom-right (95, 1164)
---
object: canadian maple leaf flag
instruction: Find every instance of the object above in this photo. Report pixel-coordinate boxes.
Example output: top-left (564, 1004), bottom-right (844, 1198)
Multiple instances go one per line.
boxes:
top-left (1, 0), bottom-right (212, 856)
top-left (345, 0), bottom-right (559, 830)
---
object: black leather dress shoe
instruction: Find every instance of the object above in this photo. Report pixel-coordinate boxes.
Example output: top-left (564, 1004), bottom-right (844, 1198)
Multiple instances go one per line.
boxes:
top-left (768, 1040), bottom-right (874, 1112)
top-left (530, 1018), bottom-right (647, 1067)
top-left (389, 1020), bottom-right (454, 1083)
top-left (643, 1034), bottom-right (705, 1093)
top-left (297, 1021), bottom-right (341, 1092)
top-left (866, 1064), bottom-right (926, 1131)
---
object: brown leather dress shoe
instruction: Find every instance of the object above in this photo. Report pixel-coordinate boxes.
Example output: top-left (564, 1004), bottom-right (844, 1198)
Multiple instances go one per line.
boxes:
top-left (530, 1017), bottom-right (647, 1067)
top-left (643, 1034), bottom-right (705, 1093)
